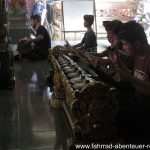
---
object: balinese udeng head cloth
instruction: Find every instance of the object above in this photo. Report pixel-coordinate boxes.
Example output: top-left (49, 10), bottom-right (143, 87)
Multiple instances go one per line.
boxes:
top-left (103, 20), bottom-right (122, 32)
top-left (119, 21), bottom-right (148, 44)
top-left (112, 21), bottom-right (123, 36)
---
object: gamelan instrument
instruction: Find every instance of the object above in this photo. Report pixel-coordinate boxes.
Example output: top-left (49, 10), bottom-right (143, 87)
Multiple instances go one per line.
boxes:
top-left (48, 45), bottom-right (122, 144)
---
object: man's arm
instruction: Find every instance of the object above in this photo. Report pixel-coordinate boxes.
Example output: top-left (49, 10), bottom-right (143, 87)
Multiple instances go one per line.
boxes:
top-left (72, 42), bottom-right (83, 49)
top-left (97, 57), bottom-right (111, 66)
top-left (30, 34), bottom-right (44, 43)
top-left (88, 50), bottom-right (109, 57)
top-left (123, 72), bottom-right (150, 96)
top-left (87, 55), bottom-right (111, 66)
top-left (72, 35), bottom-right (85, 49)
top-left (111, 51), bottom-right (150, 96)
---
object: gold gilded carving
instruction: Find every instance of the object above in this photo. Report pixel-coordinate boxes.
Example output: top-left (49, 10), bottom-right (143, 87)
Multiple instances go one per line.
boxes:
top-left (49, 45), bottom-right (119, 142)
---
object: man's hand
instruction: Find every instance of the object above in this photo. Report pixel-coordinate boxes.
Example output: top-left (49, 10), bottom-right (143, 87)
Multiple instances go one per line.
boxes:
top-left (68, 46), bottom-right (75, 53)
top-left (19, 37), bottom-right (29, 43)
top-left (109, 50), bottom-right (132, 82)
top-left (113, 62), bottom-right (131, 82)
top-left (109, 51), bottom-right (120, 65)
top-left (88, 55), bottom-right (97, 64)
top-left (72, 49), bottom-right (80, 56)
top-left (91, 58), bottom-right (99, 68)
top-left (23, 38), bottom-right (32, 46)
top-left (19, 37), bottom-right (32, 46)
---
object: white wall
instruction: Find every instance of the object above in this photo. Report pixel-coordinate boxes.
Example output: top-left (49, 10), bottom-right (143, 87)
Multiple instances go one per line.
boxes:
top-left (63, 1), bottom-right (93, 31)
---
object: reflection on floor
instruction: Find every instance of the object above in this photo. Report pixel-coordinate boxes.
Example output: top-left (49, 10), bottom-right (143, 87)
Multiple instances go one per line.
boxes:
top-left (0, 61), bottom-right (72, 150)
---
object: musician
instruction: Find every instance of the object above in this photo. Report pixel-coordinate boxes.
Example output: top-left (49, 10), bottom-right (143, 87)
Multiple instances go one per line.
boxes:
top-left (88, 20), bottom-right (122, 66)
top-left (89, 20), bottom-right (134, 71)
top-left (71, 15), bottom-right (97, 53)
top-left (110, 23), bottom-right (134, 71)
top-left (17, 15), bottom-right (51, 60)
top-left (111, 21), bottom-right (150, 143)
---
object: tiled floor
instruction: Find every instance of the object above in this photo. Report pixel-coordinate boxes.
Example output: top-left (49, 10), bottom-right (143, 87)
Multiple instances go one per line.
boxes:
top-left (0, 61), bottom-right (72, 150)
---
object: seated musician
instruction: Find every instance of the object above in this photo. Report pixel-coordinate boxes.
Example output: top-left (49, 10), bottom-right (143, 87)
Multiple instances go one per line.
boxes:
top-left (89, 20), bottom-right (134, 71)
top-left (71, 15), bottom-right (97, 53)
top-left (0, 25), bottom-right (13, 88)
top-left (110, 21), bottom-right (150, 142)
top-left (88, 20), bottom-right (122, 66)
top-left (110, 23), bottom-right (134, 71)
top-left (17, 15), bottom-right (51, 60)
